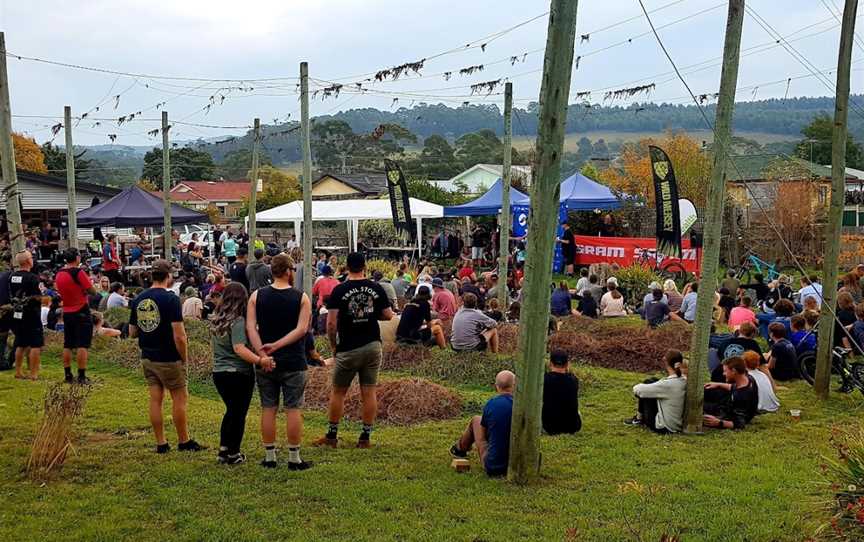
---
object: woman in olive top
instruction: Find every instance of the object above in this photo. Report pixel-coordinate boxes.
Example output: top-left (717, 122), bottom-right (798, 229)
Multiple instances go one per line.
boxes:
top-left (210, 282), bottom-right (274, 465)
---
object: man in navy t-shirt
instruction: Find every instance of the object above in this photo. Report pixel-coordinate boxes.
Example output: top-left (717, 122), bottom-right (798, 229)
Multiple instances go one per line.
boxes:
top-left (450, 370), bottom-right (515, 477)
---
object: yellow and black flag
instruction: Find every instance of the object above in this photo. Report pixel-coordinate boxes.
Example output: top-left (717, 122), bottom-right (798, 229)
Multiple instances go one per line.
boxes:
top-left (384, 159), bottom-right (414, 241)
top-left (649, 145), bottom-right (682, 258)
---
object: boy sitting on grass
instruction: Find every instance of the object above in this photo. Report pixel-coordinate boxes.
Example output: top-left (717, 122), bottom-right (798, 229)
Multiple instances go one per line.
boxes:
top-left (542, 351), bottom-right (582, 435)
top-left (789, 314), bottom-right (816, 354)
top-left (625, 349), bottom-right (687, 433)
top-left (703, 356), bottom-right (759, 430)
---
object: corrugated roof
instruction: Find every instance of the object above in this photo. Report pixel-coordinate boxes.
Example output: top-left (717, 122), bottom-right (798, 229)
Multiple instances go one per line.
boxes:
top-left (725, 154), bottom-right (834, 182)
top-left (17, 169), bottom-right (121, 197)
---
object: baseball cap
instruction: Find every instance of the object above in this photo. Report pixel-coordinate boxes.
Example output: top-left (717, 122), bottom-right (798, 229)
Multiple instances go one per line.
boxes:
top-left (152, 259), bottom-right (173, 275)
top-left (321, 265), bottom-right (333, 276)
top-left (432, 277), bottom-right (444, 288)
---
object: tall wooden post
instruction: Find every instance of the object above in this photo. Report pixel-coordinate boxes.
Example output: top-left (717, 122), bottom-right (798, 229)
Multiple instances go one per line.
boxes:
top-left (507, 0), bottom-right (579, 484)
top-left (162, 111), bottom-right (173, 259)
top-left (64, 106), bottom-right (78, 249)
top-left (0, 32), bottom-right (25, 254)
top-left (498, 82), bottom-right (513, 310)
top-left (815, 0), bottom-right (858, 398)
top-left (248, 118), bottom-right (261, 260)
top-left (300, 62), bottom-right (313, 296)
top-left (684, 0), bottom-right (745, 433)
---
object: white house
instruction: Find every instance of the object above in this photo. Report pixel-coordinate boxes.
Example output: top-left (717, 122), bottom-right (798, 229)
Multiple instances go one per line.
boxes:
top-left (433, 164), bottom-right (532, 194)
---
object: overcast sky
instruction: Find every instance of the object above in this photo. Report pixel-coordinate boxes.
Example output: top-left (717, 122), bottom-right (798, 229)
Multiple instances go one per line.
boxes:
top-left (1, 0), bottom-right (859, 145)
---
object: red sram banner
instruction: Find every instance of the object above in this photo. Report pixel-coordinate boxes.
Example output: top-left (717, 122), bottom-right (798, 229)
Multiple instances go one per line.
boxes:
top-left (571, 235), bottom-right (701, 274)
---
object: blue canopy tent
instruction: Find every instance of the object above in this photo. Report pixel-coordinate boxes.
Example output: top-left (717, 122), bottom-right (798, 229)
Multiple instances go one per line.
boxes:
top-left (443, 178), bottom-right (530, 217)
top-left (558, 172), bottom-right (622, 211)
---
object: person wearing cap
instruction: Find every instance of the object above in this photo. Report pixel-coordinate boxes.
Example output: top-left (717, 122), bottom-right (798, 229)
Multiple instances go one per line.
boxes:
top-left (247, 253), bottom-right (312, 469)
top-left (641, 281), bottom-right (668, 310)
top-left (55, 248), bottom-right (98, 384)
top-left (373, 270), bottom-right (398, 310)
top-left (316, 252), bottom-right (394, 449)
top-left (431, 277), bottom-right (457, 322)
top-left (600, 277), bottom-right (626, 318)
top-left (182, 287), bottom-right (204, 320)
top-left (129, 259), bottom-right (205, 454)
top-left (311, 265), bottom-right (339, 311)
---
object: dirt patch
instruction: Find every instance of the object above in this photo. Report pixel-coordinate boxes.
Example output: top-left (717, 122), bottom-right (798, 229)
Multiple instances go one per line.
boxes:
top-left (548, 316), bottom-right (692, 373)
top-left (304, 367), bottom-right (462, 425)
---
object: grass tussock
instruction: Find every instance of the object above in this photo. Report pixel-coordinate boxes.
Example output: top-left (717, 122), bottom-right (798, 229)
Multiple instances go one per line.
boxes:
top-left (27, 383), bottom-right (89, 478)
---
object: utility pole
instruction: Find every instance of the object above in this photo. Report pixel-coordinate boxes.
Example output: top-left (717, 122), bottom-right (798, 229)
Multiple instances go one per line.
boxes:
top-left (162, 111), bottom-right (172, 259)
top-left (248, 118), bottom-right (261, 260)
top-left (683, 0), bottom-right (745, 434)
top-left (63, 106), bottom-right (78, 250)
top-left (498, 82), bottom-right (513, 311)
top-left (0, 32), bottom-right (24, 254)
top-left (300, 62), bottom-right (313, 297)
top-left (507, 0), bottom-right (578, 485)
top-left (815, 0), bottom-right (858, 398)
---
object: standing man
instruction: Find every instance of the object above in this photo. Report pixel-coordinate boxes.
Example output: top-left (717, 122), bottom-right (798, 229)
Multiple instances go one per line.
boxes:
top-left (102, 234), bottom-right (122, 284)
top-left (317, 252), bottom-right (394, 449)
top-left (55, 248), bottom-right (97, 384)
top-left (229, 247), bottom-right (250, 290)
top-left (129, 260), bottom-right (205, 454)
top-left (246, 248), bottom-right (272, 292)
top-left (470, 224), bottom-right (487, 267)
top-left (247, 254), bottom-right (312, 470)
top-left (558, 221), bottom-right (575, 277)
top-left (10, 251), bottom-right (43, 380)
top-left (39, 221), bottom-right (60, 263)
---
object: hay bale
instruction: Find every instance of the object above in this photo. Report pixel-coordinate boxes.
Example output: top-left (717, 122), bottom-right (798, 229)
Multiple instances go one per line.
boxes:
top-left (304, 367), bottom-right (462, 425)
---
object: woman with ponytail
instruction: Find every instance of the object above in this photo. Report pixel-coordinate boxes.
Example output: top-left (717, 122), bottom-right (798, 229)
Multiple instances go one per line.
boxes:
top-left (625, 349), bottom-right (688, 433)
top-left (210, 282), bottom-right (274, 465)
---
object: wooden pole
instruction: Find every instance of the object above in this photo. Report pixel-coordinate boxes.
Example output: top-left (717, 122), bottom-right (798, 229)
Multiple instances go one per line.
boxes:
top-left (0, 32), bottom-right (25, 254)
top-left (683, 0), bottom-right (745, 434)
top-left (498, 82), bottom-right (513, 310)
top-left (162, 111), bottom-right (172, 259)
top-left (64, 106), bottom-right (78, 250)
top-left (815, 0), bottom-right (858, 398)
top-left (300, 62), bottom-right (313, 296)
top-left (248, 118), bottom-right (261, 260)
top-left (507, 0), bottom-right (579, 484)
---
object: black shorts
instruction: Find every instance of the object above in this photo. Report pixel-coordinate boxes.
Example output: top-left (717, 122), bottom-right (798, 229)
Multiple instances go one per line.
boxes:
top-left (63, 308), bottom-right (93, 349)
top-left (397, 327), bottom-right (434, 347)
top-left (13, 322), bottom-right (44, 349)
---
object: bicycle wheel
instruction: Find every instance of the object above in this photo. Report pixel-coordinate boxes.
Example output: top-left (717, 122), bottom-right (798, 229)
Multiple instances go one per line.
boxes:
top-left (798, 350), bottom-right (816, 385)
top-left (659, 262), bottom-right (691, 284)
top-left (851, 363), bottom-right (864, 396)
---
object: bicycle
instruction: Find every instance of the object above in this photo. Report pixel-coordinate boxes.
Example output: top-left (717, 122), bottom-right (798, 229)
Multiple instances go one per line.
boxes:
top-left (733, 247), bottom-right (796, 284)
top-left (633, 246), bottom-right (691, 283)
top-left (799, 346), bottom-right (864, 396)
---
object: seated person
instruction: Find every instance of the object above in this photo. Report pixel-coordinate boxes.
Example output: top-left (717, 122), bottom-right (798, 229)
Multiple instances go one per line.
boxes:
top-left (765, 322), bottom-right (800, 382)
top-left (847, 302), bottom-right (864, 354)
top-left (644, 288), bottom-right (670, 328)
top-left (449, 370), bottom-right (515, 477)
top-left (92, 311), bottom-right (123, 338)
top-left (716, 321), bottom-right (763, 369)
top-left (626, 349), bottom-right (687, 433)
top-left (703, 356), bottom-right (759, 430)
top-left (728, 295), bottom-right (757, 331)
top-left (641, 281), bottom-right (668, 311)
top-left (716, 287), bottom-right (736, 324)
top-left (576, 290), bottom-right (598, 318)
top-left (788, 315), bottom-right (815, 354)
top-left (542, 351), bottom-right (582, 435)
top-left (803, 309), bottom-right (820, 332)
top-left (396, 287), bottom-right (445, 349)
top-left (484, 298), bottom-right (504, 323)
top-left (506, 301), bottom-right (521, 323)
top-left (600, 278), bottom-right (627, 318)
top-left (742, 350), bottom-right (779, 413)
top-left (758, 298), bottom-right (795, 341)
top-left (451, 293), bottom-right (499, 353)
top-left (550, 281), bottom-right (574, 317)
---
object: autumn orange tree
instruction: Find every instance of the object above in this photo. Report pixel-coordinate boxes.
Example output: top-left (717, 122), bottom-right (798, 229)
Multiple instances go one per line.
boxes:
top-left (598, 131), bottom-right (711, 207)
top-left (11, 132), bottom-right (48, 174)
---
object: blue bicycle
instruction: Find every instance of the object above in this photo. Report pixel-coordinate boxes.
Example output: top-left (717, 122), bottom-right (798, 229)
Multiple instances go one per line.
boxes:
top-left (733, 247), bottom-right (796, 283)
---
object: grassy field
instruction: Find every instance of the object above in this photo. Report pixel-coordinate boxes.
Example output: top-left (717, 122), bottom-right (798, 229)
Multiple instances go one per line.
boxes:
top-left (1, 322), bottom-right (862, 541)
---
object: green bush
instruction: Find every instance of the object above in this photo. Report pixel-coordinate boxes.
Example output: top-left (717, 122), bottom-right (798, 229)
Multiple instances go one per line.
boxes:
top-left (615, 264), bottom-right (663, 300)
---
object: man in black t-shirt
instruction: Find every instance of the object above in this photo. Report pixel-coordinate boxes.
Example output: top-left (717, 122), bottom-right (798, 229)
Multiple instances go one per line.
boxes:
top-left (316, 252), bottom-right (394, 449)
top-left (542, 351), bottom-right (582, 435)
top-left (557, 222), bottom-right (575, 277)
top-left (229, 247), bottom-right (250, 290)
top-left (470, 225), bottom-right (487, 266)
top-left (130, 260), bottom-right (204, 454)
top-left (10, 251), bottom-right (43, 380)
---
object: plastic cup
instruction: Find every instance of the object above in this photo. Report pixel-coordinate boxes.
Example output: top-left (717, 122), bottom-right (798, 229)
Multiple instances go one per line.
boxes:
top-left (789, 409), bottom-right (801, 421)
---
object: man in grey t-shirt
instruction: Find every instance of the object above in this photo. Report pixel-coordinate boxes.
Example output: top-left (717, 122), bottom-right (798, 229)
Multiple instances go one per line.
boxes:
top-left (451, 293), bottom-right (499, 353)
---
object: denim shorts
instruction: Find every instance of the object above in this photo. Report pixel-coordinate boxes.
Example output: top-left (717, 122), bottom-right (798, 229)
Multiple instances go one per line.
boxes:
top-left (256, 369), bottom-right (307, 409)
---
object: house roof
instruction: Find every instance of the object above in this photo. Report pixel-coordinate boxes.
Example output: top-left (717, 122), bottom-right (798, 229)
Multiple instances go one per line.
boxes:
top-left (725, 154), bottom-right (843, 182)
top-left (449, 163), bottom-right (533, 184)
top-left (18, 169), bottom-right (121, 197)
top-left (313, 173), bottom-right (387, 195)
top-left (170, 180), bottom-right (252, 202)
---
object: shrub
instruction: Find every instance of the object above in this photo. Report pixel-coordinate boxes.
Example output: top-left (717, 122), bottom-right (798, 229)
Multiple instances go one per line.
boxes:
top-left (614, 264), bottom-right (663, 301)
top-left (365, 258), bottom-right (400, 279)
top-left (104, 307), bottom-right (131, 329)
top-left (821, 426), bottom-right (864, 541)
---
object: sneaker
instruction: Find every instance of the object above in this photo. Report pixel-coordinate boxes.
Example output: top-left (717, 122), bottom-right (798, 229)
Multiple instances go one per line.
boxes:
top-left (156, 443), bottom-right (171, 454)
top-left (217, 450), bottom-right (229, 464)
top-left (449, 444), bottom-right (467, 459)
top-left (313, 436), bottom-right (338, 448)
top-left (623, 416), bottom-right (643, 426)
top-left (357, 439), bottom-right (372, 449)
top-left (838, 383), bottom-right (855, 394)
top-left (225, 453), bottom-right (246, 465)
top-left (287, 460), bottom-right (313, 471)
top-left (178, 439), bottom-right (207, 452)
top-left (260, 460), bottom-right (278, 469)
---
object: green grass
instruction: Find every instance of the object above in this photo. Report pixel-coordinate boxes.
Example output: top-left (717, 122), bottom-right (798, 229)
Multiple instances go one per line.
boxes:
top-left (1, 335), bottom-right (863, 541)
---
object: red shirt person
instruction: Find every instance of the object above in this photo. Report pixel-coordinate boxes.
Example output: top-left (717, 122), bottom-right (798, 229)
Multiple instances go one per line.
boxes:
top-left (55, 248), bottom-right (98, 384)
top-left (432, 278), bottom-right (458, 321)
